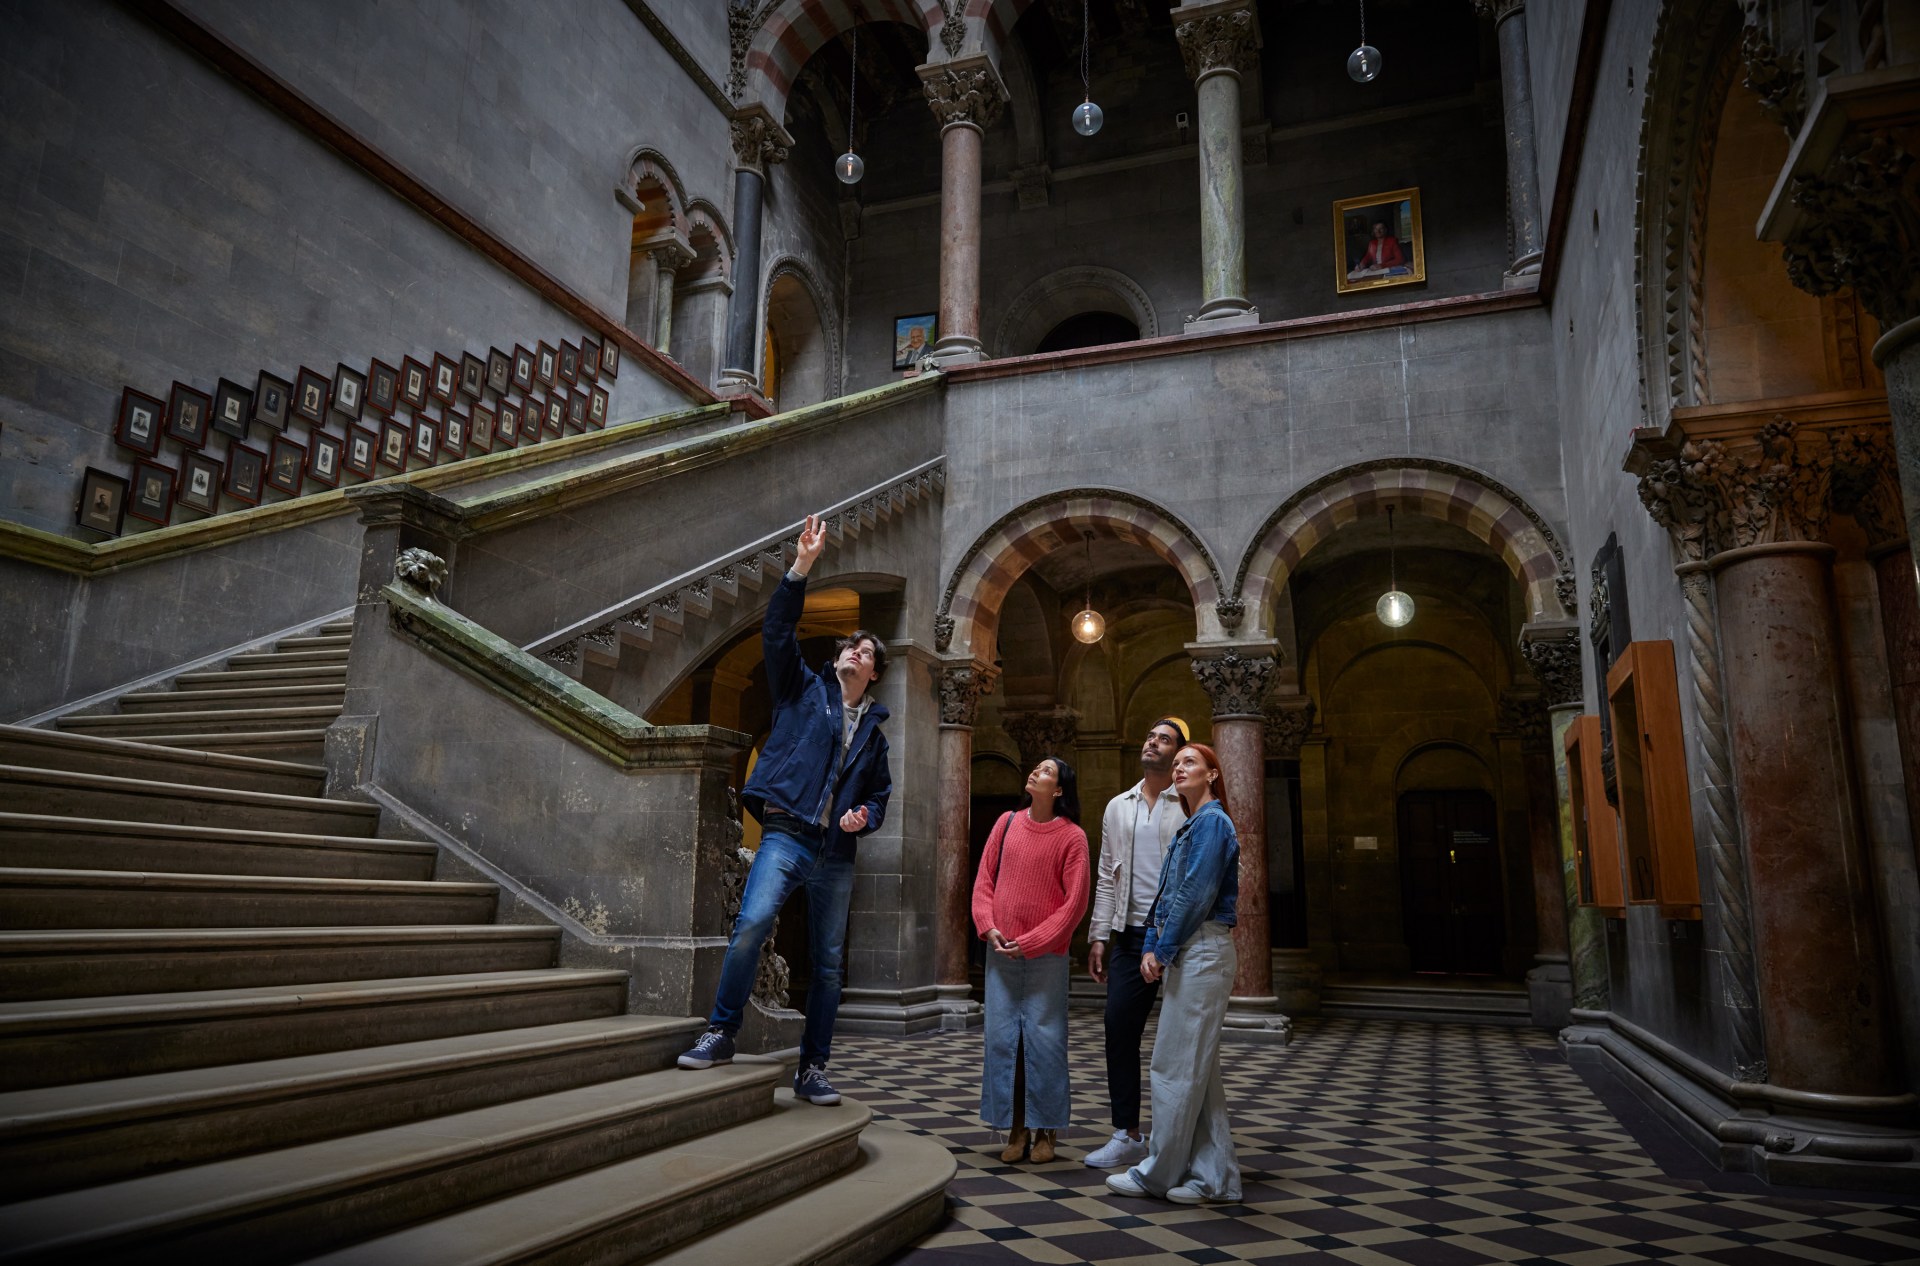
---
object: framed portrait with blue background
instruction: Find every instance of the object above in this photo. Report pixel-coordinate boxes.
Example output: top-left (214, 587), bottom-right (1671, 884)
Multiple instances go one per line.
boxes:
top-left (893, 314), bottom-right (936, 370)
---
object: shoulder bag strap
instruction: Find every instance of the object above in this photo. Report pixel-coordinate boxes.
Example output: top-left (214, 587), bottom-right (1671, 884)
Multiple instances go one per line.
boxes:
top-left (989, 810), bottom-right (1015, 885)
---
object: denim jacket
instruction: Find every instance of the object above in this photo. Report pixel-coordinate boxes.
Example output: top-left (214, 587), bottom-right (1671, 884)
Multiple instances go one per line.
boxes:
top-left (1140, 799), bottom-right (1238, 967)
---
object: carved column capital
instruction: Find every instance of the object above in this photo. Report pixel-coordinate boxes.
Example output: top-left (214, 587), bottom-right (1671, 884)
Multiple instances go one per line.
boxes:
top-left (1261, 695), bottom-right (1316, 758)
top-left (1002, 708), bottom-right (1080, 770)
top-left (1780, 128), bottom-right (1920, 331)
top-left (1498, 687), bottom-right (1550, 755)
top-left (1517, 620), bottom-right (1582, 709)
top-left (647, 238), bottom-right (696, 272)
top-left (728, 109), bottom-right (792, 173)
top-left (938, 663), bottom-right (997, 727)
top-left (918, 58), bottom-right (1006, 132)
top-left (1188, 643), bottom-right (1280, 718)
top-left (1468, 0), bottom-right (1526, 23)
top-left (1174, 2), bottom-right (1259, 82)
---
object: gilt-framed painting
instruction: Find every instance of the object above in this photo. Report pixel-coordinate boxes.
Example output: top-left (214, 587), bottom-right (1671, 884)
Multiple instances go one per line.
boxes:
top-left (1333, 186), bottom-right (1425, 295)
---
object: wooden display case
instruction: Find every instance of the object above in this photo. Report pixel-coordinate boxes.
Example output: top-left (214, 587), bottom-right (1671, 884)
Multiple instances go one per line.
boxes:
top-left (1566, 714), bottom-right (1626, 916)
top-left (1606, 640), bottom-right (1702, 919)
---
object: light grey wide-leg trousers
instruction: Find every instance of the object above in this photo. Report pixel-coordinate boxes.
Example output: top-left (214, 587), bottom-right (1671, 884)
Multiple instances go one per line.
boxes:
top-left (1127, 920), bottom-right (1240, 1200)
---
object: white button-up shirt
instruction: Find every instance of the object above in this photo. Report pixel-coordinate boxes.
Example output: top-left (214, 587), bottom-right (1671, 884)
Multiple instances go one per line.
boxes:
top-left (1089, 780), bottom-right (1187, 940)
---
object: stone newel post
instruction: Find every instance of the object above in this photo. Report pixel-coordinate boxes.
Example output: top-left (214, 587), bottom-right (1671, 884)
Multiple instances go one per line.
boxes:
top-left (719, 107), bottom-right (791, 394)
top-left (1190, 643), bottom-right (1290, 1042)
top-left (1471, 0), bottom-right (1544, 277)
top-left (935, 662), bottom-right (994, 1027)
top-left (1174, 0), bottom-right (1260, 333)
top-left (919, 58), bottom-right (1007, 366)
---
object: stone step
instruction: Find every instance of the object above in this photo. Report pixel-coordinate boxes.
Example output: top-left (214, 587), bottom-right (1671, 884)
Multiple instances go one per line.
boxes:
top-left (0, 1014), bottom-right (699, 1198)
top-left (639, 1125), bottom-right (956, 1266)
top-left (0, 868), bottom-right (499, 931)
top-left (172, 663), bottom-right (348, 688)
top-left (1318, 1000), bottom-right (1534, 1026)
top-left (0, 766), bottom-right (382, 837)
top-left (0, 1064), bottom-right (788, 1264)
top-left (316, 620), bottom-right (355, 636)
top-left (301, 1091), bottom-right (868, 1266)
top-left (0, 725), bottom-right (323, 797)
top-left (118, 683), bottom-right (346, 714)
top-left (1322, 984), bottom-right (1531, 1012)
top-left (226, 649), bottom-right (350, 669)
top-left (0, 923), bottom-right (547, 999)
top-left (132, 731), bottom-right (328, 763)
top-left (274, 634), bottom-right (352, 652)
top-left (57, 706), bottom-right (343, 737)
top-left (0, 814), bottom-right (435, 882)
top-left (0, 968), bottom-right (631, 1092)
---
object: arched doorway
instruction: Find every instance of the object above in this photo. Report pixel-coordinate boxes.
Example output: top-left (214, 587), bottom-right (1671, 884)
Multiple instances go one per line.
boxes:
top-left (763, 264), bottom-right (834, 410)
top-left (1035, 311), bottom-right (1140, 353)
top-left (994, 266), bottom-right (1158, 357)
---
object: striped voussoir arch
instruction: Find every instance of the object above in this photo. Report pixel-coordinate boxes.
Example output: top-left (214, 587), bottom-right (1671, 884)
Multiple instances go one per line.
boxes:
top-left (746, 0), bottom-right (943, 119)
top-left (966, 0), bottom-right (1040, 57)
top-left (1237, 464), bottom-right (1569, 628)
top-left (942, 491), bottom-right (1222, 659)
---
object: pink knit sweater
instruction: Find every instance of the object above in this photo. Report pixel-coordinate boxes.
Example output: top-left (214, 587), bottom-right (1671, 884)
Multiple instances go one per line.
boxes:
top-left (971, 811), bottom-right (1091, 959)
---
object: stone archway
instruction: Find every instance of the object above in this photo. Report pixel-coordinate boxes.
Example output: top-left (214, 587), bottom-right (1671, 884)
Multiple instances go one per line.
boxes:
top-left (737, 0), bottom-right (941, 121)
top-left (762, 257), bottom-right (839, 409)
top-left (993, 265), bottom-right (1158, 357)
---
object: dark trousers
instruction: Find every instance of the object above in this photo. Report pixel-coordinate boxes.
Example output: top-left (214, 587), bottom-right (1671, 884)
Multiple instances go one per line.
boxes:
top-left (1103, 924), bottom-right (1162, 1132)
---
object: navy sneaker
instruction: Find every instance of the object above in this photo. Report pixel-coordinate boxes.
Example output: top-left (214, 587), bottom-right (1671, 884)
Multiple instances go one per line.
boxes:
top-left (676, 1027), bottom-right (735, 1069)
top-left (794, 1061), bottom-right (841, 1105)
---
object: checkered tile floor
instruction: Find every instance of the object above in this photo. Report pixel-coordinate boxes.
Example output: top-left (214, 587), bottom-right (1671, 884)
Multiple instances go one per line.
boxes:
top-left (829, 1016), bottom-right (1920, 1265)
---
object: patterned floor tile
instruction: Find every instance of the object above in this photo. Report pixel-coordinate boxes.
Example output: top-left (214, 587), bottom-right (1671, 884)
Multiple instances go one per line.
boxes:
top-left (832, 1016), bottom-right (1920, 1266)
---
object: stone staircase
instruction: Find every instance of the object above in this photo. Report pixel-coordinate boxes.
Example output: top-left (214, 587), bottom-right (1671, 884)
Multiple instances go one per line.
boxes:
top-left (1319, 974), bottom-right (1534, 1026)
top-left (0, 626), bottom-right (952, 1262)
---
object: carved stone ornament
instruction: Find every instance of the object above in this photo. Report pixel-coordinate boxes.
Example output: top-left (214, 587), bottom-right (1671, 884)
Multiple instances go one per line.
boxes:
top-left (939, 0), bottom-right (967, 57)
top-left (394, 548), bottom-right (447, 596)
top-left (1190, 649), bottom-right (1277, 718)
top-left (939, 665), bottom-right (993, 727)
top-left (726, 2), bottom-right (773, 102)
top-left (933, 613), bottom-right (955, 652)
top-left (1175, 8), bottom-right (1258, 82)
top-left (1261, 697), bottom-right (1315, 758)
top-left (1635, 416), bottom-right (1857, 562)
top-left (1827, 429), bottom-right (1904, 546)
top-left (1588, 559), bottom-right (1611, 643)
top-left (1554, 569), bottom-right (1578, 617)
top-left (1214, 595), bottom-right (1245, 631)
top-left (922, 64), bottom-right (1006, 131)
top-left (1002, 709), bottom-right (1080, 770)
top-left (729, 114), bottom-right (790, 170)
top-left (1497, 688), bottom-right (1550, 754)
top-left (1738, 19), bottom-right (1805, 136)
top-left (648, 239), bottom-right (696, 272)
top-left (1517, 628), bottom-right (1582, 709)
top-left (1781, 129), bottom-right (1920, 329)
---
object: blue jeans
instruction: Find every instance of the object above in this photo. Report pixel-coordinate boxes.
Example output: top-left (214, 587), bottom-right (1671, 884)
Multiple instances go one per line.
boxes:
top-left (708, 829), bottom-right (855, 1065)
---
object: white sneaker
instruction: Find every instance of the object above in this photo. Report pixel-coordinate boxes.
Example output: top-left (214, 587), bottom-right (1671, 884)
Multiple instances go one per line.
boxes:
top-left (1166, 1182), bottom-right (1210, 1205)
top-left (1105, 1170), bottom-right (1150, 1198)
top-left (1084, 1129), bottom-right (1149, 1169)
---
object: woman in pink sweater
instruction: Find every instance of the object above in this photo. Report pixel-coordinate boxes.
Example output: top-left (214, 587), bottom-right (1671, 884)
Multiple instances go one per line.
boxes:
top-left (972, 756), bottom-right (1091, 1164)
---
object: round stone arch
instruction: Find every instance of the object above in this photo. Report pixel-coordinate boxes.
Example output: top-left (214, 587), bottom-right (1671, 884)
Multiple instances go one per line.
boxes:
top-left (937, 489), bottom-right (1225, 662)
top-left (761, 255), bottom-right (840, 407)
top-left (685, 200), bottom-right (734, 283)
top-left (1234, 459), bottom-right (1574, 638)
top-left (993, 266), bottom-right (1159, 358)
top-left (1368, 719), bottom-right (1502, 804)
top-left (621, 148), bottom-right (690, 238)
top-left (739, 0), bottom-right (941, 123)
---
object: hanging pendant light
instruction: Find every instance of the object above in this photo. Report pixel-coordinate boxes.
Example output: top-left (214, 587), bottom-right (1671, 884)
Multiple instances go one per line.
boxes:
top-left (1071, 0), bottom-right (1104, 136)
top-left (836, 24), bottom-right (865, 184)
top-left (1347, 0), bottom-right (1381, 83)
top-left (1071, 532), bottom-right (1106, 644)
top-left (1376, 505), bottom-right (1414, 627)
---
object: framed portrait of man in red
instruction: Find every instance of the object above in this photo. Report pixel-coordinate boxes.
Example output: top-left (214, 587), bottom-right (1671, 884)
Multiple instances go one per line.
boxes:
top-left (1333, 187), bottom-right (1425, 295)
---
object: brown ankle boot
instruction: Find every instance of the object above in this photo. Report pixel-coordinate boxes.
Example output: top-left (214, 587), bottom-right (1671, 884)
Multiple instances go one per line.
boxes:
top-left (1030, 1129), bottom-right (1056, 1163)
top-left (1000, 1127), bottom-right (1030, 1163)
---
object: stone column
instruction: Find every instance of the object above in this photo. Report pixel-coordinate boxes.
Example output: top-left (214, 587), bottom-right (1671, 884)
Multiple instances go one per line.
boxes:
top-left (1471, 0), bottom-right (1544, 277)
top-left (1883, 322), bottom-right (1920, 605)
top-left (1001, 708), bottom-right (1079, 772)
top-left (649, 239), bottom-right (695, 357)
top-left (719, 107), bottom-right (791, 394)
top-left (1871, 538), bottom-right (1920, 873)
top-left (935, 662), bottom-right (993, 1027)
top-left (1517, 624), bottom-right (1585, 1028)
top-left (1263, 696), bottom-right (1322, 1016)
top-left (1175, 1), bottom-right (1260, 333)
top-left (1190, 643), bottom-right (1289, 1042)
top-left (918, 58), bottom-right (1006, 366)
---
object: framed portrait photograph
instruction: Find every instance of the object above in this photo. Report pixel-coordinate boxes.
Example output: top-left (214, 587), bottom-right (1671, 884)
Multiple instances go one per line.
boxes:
top-left (225, 442), bottom-right (267, 506)
top-left (308, 430), bottom-right (344, 488)
top-left (579, 337), bottom-right (600, 381)
top-left (430, 353), bottom-right (459, 404)
top-left (459, 352), bottom-right (485, 399)
top-left (567, 389), bottom-right (588, 430)
top-left (332, 363), bottom-right (366, 421)
top-left (167, 381), bottom-right (213, 448)
top-left (512, 344), bottom-right (536, 393)
top-left (128, 459), bottom-right (175, 526)
top-left (399, 356), bottom-right (430, 410)
top-left (536, 341), bottom-right (558, 387)
top-left (212, 378), bottom-right (253, 441)
top-left (543, 394), bottom-right (565, 435)
top-left (892, 315), bottom-right (936, 370)
top-left (487, 346), bottom-right (512, 396)
top-left (497, 399), bottom-right (521, 446)
top-left (267, 434), bottom-right (307, 496)
top-left (177, 450), bottom-right (222, 515)
top-left (77, 466), bottom-right (130, 536)
top-left (293, 366), bottom-right (330, 425)
top-left (600, 337), bottom-right (619, 378)
top-left (589, 384), bottom-right (609, 428)
top-left (472, 402), bottom-right (496, 452)
top-left (367, 358), bottom-right (399, 415)
top-left (379, 418), bottom-right (410, 472)
top-left (345, 424), bottom-right (379, 479)
top-left (411, 413), bottom-right (439, 462)
top-left (254, 371), bottom-right (292, 431)
top-left (116, 387), bottom-right (165, 456)
top-left (1334, 186), bottom-right (1426, 295)
top-left (558, 340), bottom-right (580, 384)
top-left (521, 396), bottom-right (545, 443)
top-left (441, 410), bottom-right (468, 456)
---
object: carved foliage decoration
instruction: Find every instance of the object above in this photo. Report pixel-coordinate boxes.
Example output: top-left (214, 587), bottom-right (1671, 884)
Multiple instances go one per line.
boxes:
top-left (1739, 18), bottom-right (1805, 135)
top-left (1174, 8), bottom-right (1257, 81)
top-left (1497, 688), bottom-right (1550, 754)
top-left (395, 547), bottom-right (447, 595)
top-left (727, 1), bottom-right (776, 102)
top-left (729, 114), bottom-right (790, 170)
top-left (1262, 696), bottom-right (1315, 758)
top-left (1190, 650), bottom-right (1277, 718)
top-left (1781, 130), bottom-right (1920, 329)
top-left (939, 0), bottom-right (966, 57)
top-left (1002, 709), bottom-right (1080, 770)
top-left (1517, 628), bottom-right (1582, 708)
top-left (922, 64), bottom-right (1006, 130)
top-left (939, 665), bottom-right (994, 726)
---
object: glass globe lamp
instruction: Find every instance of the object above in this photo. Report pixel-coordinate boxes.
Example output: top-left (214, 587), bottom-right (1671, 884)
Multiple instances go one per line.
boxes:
top-left (1376, 589), bottom-right (1414, 628)
top-left (1072, 100), bottom-right (1104, 136)
top-left (835, 151), bottom-right (865, 185)
top-left (1347, 43), bottom-right (1381, 82)
top-left (1071, 607), bottom-right (1106, 644)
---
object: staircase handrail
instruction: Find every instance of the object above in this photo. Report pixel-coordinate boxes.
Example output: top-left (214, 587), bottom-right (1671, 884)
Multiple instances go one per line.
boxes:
top-left (526, 456), bottom-right (947, 666)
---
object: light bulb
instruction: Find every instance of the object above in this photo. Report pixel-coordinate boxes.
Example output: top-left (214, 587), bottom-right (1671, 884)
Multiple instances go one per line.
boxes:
top-left (1072, 100), bottom-right (1104, 136)
top-left (1347, 43), bottom-right (1381, 82)
top-left (1072, 607), bottom-right (1106, 644)
top-left (1376, 590), bottom-right (1414, 627)
top-left (835, 151), bottom-right (865, 184)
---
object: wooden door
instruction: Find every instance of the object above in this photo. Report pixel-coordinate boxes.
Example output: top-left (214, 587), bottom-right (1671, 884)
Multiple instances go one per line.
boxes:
top-left (1397, 789), bottom-right (1505, 974)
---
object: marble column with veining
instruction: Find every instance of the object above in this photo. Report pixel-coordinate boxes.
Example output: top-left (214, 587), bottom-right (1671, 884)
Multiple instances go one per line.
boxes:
top-left (1881, 323), bottom-right (1920, 596)
top-left (720, 110), bottom-right (790, 393)
top-left (1473, 0), bottom-right (1543, 275)
top-left (920, 59), bottom-right (1005, 365)
top-left (935, 664), bottom-right (992, 1028)
top-left (1175, 1), bottom-right (1259, 331)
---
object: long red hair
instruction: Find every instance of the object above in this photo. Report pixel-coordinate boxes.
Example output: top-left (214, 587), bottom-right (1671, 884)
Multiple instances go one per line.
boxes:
top-left (1175, 743), bottom-right (1230, 818)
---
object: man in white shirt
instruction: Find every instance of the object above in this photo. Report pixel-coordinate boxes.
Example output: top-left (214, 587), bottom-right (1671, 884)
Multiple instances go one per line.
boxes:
top-left (1083, 717), bottom-right (1189, 1169)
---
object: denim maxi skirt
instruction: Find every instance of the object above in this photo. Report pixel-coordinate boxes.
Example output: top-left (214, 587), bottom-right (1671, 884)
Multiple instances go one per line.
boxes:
top-left (980, 951), bottom-right (1072, 1130)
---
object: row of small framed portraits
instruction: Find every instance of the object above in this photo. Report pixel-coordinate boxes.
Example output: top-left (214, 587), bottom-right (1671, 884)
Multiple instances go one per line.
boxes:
top-left (112, 337), bottom-right (621, 457)
top-left (80, 381), bottom-right (615, 537)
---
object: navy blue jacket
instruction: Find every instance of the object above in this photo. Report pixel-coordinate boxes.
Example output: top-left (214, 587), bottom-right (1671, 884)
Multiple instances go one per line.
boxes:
top-left (740, 573), bottom-right (891, 861)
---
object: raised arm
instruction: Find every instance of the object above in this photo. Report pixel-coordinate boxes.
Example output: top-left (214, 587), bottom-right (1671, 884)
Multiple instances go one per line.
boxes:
top-left (763, 514), bottom-right (827, 704)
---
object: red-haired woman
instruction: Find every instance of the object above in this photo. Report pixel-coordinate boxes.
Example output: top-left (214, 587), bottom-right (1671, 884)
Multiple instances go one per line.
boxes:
top-left (1105, 743), bottom-right (1241, 1204)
